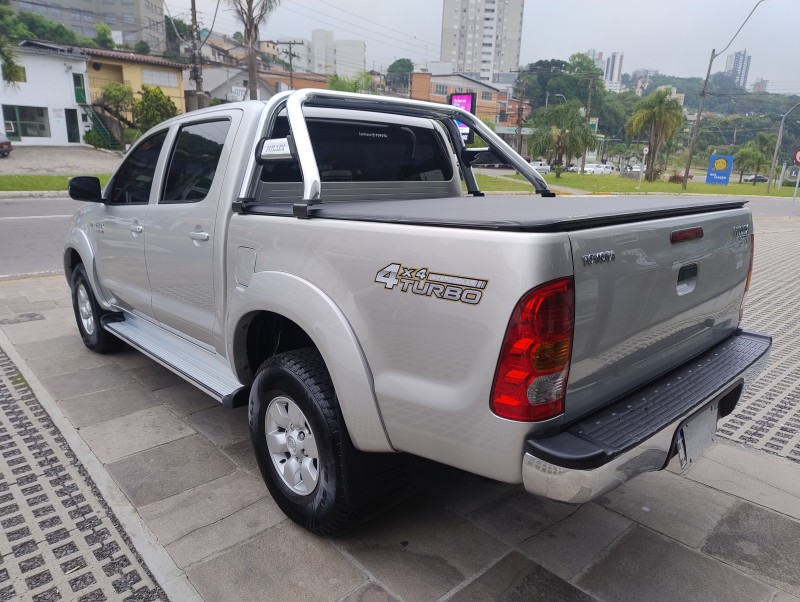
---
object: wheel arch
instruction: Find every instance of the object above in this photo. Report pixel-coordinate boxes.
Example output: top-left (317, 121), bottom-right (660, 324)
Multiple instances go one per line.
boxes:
top-left (228, 271), bottom-right (393, 453)
top-left (63, 228), bottom-right (113, 310)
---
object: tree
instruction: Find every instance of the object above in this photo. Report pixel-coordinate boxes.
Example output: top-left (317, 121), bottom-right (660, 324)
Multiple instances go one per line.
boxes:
top-left (94, 23), bottom-right (115, 50)
top-left (132, 85), bottom-right (178, 131)
top-left (528, 100), bottom-right (596, 166)
top-left (100, 81), bottom-right (134, 133)
top-left (134, 40), bottom-right (150, 54)
top-left (165, 16), bottom-right (191, 53)
top-left (0, 34), bottom-right (22, 84)
top-left (328, 71), bottom-right (373, 93)
top-left (233, 31), bottom-right (244, 44)
top-left (386, 58), bottom-right (413, 92)
top-left (626, 88), bottom-right (684, 181)
top-left (229, 0), bottom-right (280, 100)
top-left (734, 142), bottom-right (768, 185)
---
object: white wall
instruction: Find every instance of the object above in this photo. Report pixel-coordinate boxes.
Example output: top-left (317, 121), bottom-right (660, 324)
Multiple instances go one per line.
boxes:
top-left (335, 40), bottom-right (366, 79)
top-left (2, 51), bottom-right (89, 146)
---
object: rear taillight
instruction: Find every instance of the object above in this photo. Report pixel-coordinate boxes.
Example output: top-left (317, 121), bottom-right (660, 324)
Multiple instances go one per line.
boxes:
top-left (491, 278), bottom-right (574, 421)
top-left (740, 233), bottom-right (755, 323)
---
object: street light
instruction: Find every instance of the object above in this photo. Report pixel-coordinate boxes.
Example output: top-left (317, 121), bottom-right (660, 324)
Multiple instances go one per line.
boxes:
top-left (682, 0), bottom-right (768, 190)
top-left (766, 101), bottom-right (800, 193)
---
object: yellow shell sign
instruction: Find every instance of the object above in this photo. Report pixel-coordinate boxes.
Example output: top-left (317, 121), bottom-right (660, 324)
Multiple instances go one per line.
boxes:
top-left (713, 157), bottom-right (729, 171)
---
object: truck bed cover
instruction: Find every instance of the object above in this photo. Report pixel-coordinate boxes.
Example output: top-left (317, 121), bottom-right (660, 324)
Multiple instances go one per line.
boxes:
top-left (248, 195), bottom-right (747, 232)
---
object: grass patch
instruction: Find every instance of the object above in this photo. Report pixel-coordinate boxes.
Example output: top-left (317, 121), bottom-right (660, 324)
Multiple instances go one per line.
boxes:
top-left (471, 173), bottom-right (535, 192)
top-left (0, 175), bottom-right (111, 192)
top-left (512, 172), bottom-right (798, 196)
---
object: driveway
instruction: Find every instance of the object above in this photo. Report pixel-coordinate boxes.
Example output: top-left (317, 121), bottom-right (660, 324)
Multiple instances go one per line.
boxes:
top-left (1, 146), bottom-right (123, 175)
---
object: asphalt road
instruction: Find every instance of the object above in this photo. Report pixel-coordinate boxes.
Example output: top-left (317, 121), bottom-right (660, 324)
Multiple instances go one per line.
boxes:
top-left (0, 194), bottom-right (796, 280)
top-left (0, 197), bottom-right (75, 279)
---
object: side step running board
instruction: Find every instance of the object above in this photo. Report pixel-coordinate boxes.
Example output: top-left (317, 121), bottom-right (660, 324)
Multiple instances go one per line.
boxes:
top-left (103, 314), bottom-right (248, 407)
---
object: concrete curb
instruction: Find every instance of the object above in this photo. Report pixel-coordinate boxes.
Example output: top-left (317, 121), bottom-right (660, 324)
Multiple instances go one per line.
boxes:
top-left (0, 328), bottom-right (204, 602)
top-left (0, 191), bottom-right (69, 199)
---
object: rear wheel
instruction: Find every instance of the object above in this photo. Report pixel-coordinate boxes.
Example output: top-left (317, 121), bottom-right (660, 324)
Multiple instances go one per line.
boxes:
top-left (249, 348), bottom-right (358, 534)
top-left (70, 264), bottom-right (120, 353)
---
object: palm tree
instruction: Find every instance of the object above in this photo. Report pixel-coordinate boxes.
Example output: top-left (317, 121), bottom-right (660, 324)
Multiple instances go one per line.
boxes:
top-left (528, 100), bottom-right (596, 167)
top-left (734, 143), bottom-right (767, 185)
top-left (229, 0), bottom-right (280, 100)
top-left (626, 89), bottom-right (684, 181)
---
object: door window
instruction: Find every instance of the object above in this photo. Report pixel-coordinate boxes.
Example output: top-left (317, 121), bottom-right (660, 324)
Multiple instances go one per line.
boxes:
top-left (108, 130), bottom-right (167, 205)
top-left (162, 120), bottom-right (230, 203)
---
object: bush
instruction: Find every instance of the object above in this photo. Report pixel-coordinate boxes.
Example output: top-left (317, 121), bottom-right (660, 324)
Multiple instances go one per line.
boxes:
top-left (667, 171), bottom-right (693, 184)
top-left (84, 129), bottom-right (110, 149)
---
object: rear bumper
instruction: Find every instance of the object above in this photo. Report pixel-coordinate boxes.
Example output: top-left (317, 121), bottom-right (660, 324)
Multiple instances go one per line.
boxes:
top-left (522, 330), bottom-right (771, 504)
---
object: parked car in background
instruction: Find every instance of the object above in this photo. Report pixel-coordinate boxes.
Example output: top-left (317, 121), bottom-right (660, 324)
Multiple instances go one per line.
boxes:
top-left (0, 134), bottom-right (12, 157)
top-left (743, 174), bottom-right (768, 183)
top-left (584, 163), bottom-right (614, 175)
top-left (530, 160), bottom-right (551, 174)
top-left (567, 164), bottom-right (580, 172)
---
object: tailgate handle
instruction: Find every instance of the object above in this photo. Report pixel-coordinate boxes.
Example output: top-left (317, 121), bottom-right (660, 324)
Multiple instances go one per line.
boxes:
top-left (677, 263), bottom-right (698, 295)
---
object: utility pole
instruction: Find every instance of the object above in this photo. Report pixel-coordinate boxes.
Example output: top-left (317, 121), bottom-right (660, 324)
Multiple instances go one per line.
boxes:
top-left (276, 40), bottom-right (304, 90)
top-left (580, 79), bottom-right (594, 174)
top-left (189, 0), bottom-right (203, 102)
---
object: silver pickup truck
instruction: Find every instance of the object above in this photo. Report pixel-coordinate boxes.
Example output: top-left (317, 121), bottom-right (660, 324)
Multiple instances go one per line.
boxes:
top-left (65, 90), bottom-right (771, 534)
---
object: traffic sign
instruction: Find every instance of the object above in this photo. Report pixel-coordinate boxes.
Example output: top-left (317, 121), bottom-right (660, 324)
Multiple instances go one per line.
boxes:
top-left (643, 146), bottom-right (649, 155)
top-left (794, 147), bottom-right (800, 165)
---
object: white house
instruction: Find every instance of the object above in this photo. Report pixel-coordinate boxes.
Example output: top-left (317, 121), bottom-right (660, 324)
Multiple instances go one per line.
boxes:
top-left (2, 42), bottom-right (91, 146)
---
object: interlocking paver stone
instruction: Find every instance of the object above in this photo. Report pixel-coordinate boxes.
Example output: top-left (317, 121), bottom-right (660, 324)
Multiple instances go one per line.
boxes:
top-left (0, 347), bottom-right (167, 600)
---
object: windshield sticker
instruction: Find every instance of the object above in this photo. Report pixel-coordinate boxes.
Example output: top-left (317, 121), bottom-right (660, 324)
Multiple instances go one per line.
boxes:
top-left (374, 263), bottom-right (487, 305)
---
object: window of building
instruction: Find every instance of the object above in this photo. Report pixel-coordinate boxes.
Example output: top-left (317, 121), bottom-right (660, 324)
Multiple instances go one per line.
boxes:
top-left (142, 68), bottom-right (178, 88)
top-left (435, 84), bottom-right (447, 95)
top-left (81, 9), bottom-right (93, 22)
top-left (108, 131), bottom-right (167, 204)
top-left (122, 13), bottom-right (135, 24)
top-left (482, 91), bottom-right (492, 100)
top-left (162, 120), bottom-right (230, 203)
top-left (48, 4), bottom-right (61, 17)
top-left (2, 105), bottom-right (50, 139)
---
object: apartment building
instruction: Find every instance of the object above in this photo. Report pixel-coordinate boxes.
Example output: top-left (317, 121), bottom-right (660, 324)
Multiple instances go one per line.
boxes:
top-left (439, 0), bottom-right (525, 84)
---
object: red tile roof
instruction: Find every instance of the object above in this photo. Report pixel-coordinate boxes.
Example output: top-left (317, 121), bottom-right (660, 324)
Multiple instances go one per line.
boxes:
top-left (83, 47), bottom-right (185, 69)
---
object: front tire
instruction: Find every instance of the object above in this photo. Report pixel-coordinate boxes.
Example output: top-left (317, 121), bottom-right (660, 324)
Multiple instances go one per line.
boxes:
top-left (250, 348), bottom-right (358, 534)
top-left (70, 264), bottom-right (120, 353)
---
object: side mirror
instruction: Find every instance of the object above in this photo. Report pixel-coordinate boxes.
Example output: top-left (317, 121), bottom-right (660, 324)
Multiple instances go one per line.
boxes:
top-left (68, 176), bottom-right (103, 202)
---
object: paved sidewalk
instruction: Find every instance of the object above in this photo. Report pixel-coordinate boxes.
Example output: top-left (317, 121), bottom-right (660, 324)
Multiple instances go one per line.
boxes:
top-left (0, 216), bottom-right (798, 601)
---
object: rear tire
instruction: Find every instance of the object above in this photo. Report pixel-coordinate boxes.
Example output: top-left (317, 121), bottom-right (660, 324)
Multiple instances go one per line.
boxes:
top-left (70, 264), bottom-right (121, 353)
top-left (249, 348), bottom-right (358, 534)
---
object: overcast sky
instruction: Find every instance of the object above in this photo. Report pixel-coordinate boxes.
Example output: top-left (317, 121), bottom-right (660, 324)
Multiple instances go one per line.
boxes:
top-left (170, 0), bottom-right (798, 94)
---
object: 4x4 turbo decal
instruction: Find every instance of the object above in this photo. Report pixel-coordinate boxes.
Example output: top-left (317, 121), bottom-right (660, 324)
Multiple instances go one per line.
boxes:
top-left (374, 263), bottom-right (487, 305)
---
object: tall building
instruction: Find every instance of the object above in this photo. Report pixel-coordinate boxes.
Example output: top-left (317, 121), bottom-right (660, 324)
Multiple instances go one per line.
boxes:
top-left (725, 49), bottom-right (751, 88)
top-left (335, 40), bottom-right (366, 78)
top-left (11, 0), bottom-right (165, 51)
top-left (311, 29), bottom-right (335, 75)
top-left (439, 0), bottom-right (525, 83)
top-left (604, 51), bottom-right (623, 93)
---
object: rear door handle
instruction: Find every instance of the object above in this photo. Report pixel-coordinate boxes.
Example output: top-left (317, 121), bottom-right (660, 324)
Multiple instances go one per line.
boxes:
top-left (130, 225), bottom-right (143, 233)
top-left (188, 231), bottom-right (210, 241)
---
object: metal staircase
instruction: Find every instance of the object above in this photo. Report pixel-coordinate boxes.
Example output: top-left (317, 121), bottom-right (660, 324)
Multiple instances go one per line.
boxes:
top-left (79, 103), bottom-right (122, 150)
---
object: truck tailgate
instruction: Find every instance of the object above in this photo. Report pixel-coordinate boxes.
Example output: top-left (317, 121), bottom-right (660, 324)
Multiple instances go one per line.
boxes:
top-left (565, 207), bottom-right (752, 422)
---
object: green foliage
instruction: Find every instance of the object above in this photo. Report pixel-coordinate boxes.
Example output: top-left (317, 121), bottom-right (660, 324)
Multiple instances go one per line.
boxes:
top-left (165, 16), bottom-right (191, 53)
top-left (233, 31), bottom-right (244, 43)
top-left (387, 58), bottom-right (413, 74)
top-left (734, 144), bottom-right (768, 183)
top-left (122, 128), bottom-right (140, 144)
top-left (328, 71), bottom-right (373, 93)
top-left (0, 34), bottom-right (22, 83)
top-left (84, 129), bottom-right (111, 149)
top-left (626, 89), bottom-right (684, 181)
top-left (133, 40), bottom-right (150, 54)
top-left (2, 9), bottom-right (95, 46)
top-left (101, 81), bottom-right (134, 115)
top-left (527, 99), bottom-right (596, 165)
top-left (132, 85), bottom-right (178, 131)
top-left (93, 23), bottom-right (115, 49)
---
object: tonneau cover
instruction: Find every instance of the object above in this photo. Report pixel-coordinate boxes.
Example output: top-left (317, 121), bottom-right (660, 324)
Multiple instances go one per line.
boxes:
top-left (248, 195), bottom-right (747, 232)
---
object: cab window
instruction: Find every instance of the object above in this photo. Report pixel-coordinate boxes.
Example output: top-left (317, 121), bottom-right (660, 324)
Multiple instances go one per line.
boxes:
top-left (107, 131), bottom-right (167, 205)
top-left (162, 120), bottom-right (231, 203)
